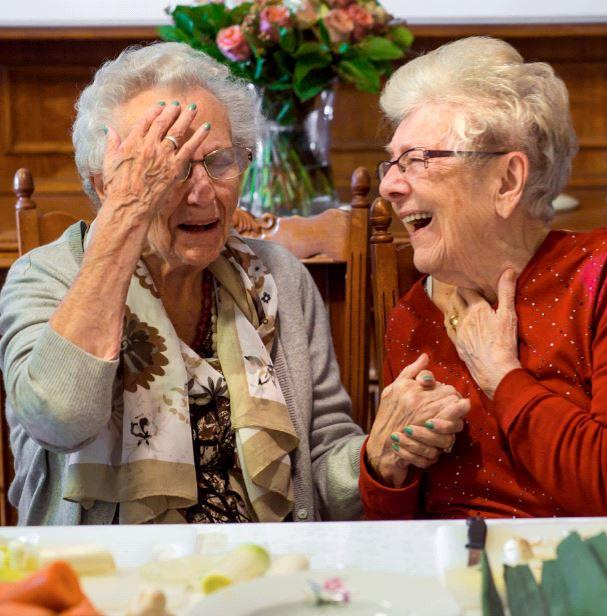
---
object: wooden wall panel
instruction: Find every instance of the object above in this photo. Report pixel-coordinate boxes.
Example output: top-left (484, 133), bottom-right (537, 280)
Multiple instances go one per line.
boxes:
top-left (0, 25), bottom-right (605, 252)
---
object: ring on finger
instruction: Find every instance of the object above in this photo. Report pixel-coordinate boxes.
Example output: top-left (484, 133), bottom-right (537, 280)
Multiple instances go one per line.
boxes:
top-left (444, 434), bottom-right (456, 454)
top-left (163, 135), bottom-right (180, 150)
top-left (448, 314), bottom-right (459, 332)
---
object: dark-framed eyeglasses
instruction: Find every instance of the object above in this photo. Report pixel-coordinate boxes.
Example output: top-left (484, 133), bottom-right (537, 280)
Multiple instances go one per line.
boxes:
top-left (376, 147), bottom-right (509, 181)
top-left (181, 146), bottom-right (253, 183)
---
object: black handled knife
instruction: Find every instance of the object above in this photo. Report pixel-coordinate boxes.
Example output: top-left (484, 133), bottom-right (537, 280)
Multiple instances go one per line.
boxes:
top-left (466, 516), bottom-right (487, 566)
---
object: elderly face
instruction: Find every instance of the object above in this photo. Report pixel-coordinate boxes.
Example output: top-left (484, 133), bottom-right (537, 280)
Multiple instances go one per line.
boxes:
top-left (111, 86), bottom-right (240, 271)
top-left (379, 105), bottom-right (503, 283)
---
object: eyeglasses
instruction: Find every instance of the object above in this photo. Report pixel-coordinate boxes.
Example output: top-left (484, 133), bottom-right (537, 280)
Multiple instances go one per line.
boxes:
top-left (376, 147), bottom-right (508, 181)
top-left (182, 146), bottom-right (253, 182)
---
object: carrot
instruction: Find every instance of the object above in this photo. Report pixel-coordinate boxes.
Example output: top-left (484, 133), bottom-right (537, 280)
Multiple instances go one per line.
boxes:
top-left (0, 561), bottom-right (84, 611)
top-left (0, 602), bottom-right (55, 615)
top-left (60, 597), bottom-right (102, 616)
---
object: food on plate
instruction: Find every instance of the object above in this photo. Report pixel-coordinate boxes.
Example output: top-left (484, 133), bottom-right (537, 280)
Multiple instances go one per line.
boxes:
top-left (502, 537), bottom-right (534, 567)
top-left (126, 587), bottom-right (171, 616)
top-left (139, 554), bottom-right (222, 587)
top-left (201, 544), bottom-right (271, 594)
top-left (266, 553), bottom-right (310, 576)
top-left (37, 546), bottom-right (116, 577)
top-left (0, 561), bottom-right (100, 615)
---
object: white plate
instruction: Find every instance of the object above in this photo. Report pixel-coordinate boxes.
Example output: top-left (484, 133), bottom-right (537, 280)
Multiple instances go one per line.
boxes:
top-left (189, 569), bottom-right (459, 616)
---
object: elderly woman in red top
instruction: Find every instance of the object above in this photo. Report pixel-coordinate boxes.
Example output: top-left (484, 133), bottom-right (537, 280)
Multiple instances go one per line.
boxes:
top-left (360, 36), bottom-right (607, 519)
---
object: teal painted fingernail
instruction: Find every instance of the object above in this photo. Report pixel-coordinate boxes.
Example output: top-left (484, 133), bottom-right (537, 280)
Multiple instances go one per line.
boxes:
top-left (403, 425), bottom-right (413, 436)
top-left (422, 375), bottom-right (434, 382)
top-left (188, 103), bottom-right (197, 110)
top-left (102, 126), bottom-right (108, 135)
top-left (424, 420), bottom-right (435, 430)
top-left (391, 442), bottom-right (400, 452)
top-left (157, 101), bottom-right (166, 106)
top-left (203, 122), bottom-right (211, 130)
top-left (390, 434), bottom-right (400, 443)
top-left (171, 100), bottom-right (180, 106)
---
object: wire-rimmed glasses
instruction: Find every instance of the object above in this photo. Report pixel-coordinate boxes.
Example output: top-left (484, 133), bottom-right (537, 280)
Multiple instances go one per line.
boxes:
top-left (181, 146), bottom-right (253, 183)
top-left (376, 147), bottom-right (508, 181)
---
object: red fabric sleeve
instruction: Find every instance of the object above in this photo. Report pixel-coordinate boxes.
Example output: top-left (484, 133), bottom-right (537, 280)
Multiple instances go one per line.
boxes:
top-left (358, 437), bottom-right (422, 519)
top-left (493, 279), bottom-right (607, 515)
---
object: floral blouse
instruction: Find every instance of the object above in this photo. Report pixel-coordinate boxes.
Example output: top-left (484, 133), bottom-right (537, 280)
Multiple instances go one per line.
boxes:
top-left (181, 333), bottom-right (253, 523)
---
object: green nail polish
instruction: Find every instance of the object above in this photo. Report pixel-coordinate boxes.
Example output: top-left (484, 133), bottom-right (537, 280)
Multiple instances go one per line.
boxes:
top-left (422, 375), bottom-right (434, 382)
top-left (102, 126), bottom-right (108, 135)
top-left (391, 443), bottom-right (400, 452)
top-left (171, 100), bottom-right (180, 106)
top-left (403, 426), bottom-right (413, 436)
top-left (390, 434), bottom-right (399, 443)
top-left (188, 103), bottom-right (197, 110)
top-left (424, 421), bottom-right (435, 430)
top-left (203, 122), bottom-right (211, 130)
top-left (157, 101), bottom-right (166, 106)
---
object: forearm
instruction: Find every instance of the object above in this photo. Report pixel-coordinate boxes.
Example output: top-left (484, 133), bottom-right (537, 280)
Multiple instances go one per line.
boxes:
top-left (494, 369), bottom-right (607, 514)
top-left (49, 203), bottom-right (150, 360)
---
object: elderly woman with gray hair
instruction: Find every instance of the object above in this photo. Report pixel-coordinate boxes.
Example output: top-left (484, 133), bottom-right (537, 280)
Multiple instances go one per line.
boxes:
top-left (0, 42), bottom-right (372, 525)
top-left (361, 36), bottom-right (607, 519)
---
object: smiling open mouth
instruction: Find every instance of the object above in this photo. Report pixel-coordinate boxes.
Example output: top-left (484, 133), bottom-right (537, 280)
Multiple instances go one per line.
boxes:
top-left (401, 212), bottom-right (433, 232)
top-left (177, 221), bottom-right (219, 233)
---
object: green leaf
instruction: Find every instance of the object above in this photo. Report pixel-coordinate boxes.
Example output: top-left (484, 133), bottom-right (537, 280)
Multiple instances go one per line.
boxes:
top-left (585, 532), bottom-right (607, 575)
top-left (294, 52), bottom-right (331, 85)
top-left (317, 20), bottom-right (331, 47)
top-left (390, 25), bottom-right (414, 51)
top-left (172, 7), bottom-right (197, 37)
top-left (336, 58), bottom-right (381, 93)
top-left (190, 2), bottom-right (231, 35)
top-left (272, 50), bottom-right (293, 78)
top-left (254, 57), bottom-right (265, 81)
top-left (481, 551), bottom-right (505, 616)
top-left (356, 36), bottom-right (404, 61)
top-left (541, 560), bottom-right (571, 616)
top-left (294, 41), bottom-right (330, 59)
top-left (157, 25), bottom-right (190, 43)
top-left (337, 42), bottom-right (350, 55)
top-left (556, 531), bottom-right (607, 615)
top-left (278, 27), bottom-right (297, 54)
top-left (294, 68), bottom-right (331, 102)
top-left (504, 565), bottom-right (547, 616)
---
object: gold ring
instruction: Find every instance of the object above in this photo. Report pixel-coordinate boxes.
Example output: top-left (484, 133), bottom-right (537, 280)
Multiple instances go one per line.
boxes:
top-left (448, 314), bottom-right (459, 331)
top-left (444, 435), bottom-right (456, 454)
top-left (163, 135), bottom-right (179, 150)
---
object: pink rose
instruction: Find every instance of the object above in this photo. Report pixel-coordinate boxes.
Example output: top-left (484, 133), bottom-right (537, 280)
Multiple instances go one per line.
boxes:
top-left (216, 25), bottom-right (251, 62)
top-left (323, 8), bottom-right (354, 43)
top-left (259, 5), bottom-right (292, 42)
top-left (347, 4), bottom-right (374, 39)
top-left (295, 0), bottom-right (319, 28)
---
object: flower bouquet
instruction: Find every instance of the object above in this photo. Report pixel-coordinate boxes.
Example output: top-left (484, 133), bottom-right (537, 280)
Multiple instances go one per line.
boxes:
top-left (161, 0), bottom-right (412, 215)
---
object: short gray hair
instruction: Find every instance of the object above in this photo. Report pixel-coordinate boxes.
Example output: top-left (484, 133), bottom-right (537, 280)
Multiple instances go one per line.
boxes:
top-left (72, 42), bottom-right (261, 208)
top-left (380, 36), bottom-right (578, 222)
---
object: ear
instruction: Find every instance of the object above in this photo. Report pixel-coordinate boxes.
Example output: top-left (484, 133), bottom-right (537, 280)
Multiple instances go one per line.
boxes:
top-left (91, 174), bottom-right (105, 200)
top-left (494, 151), bottom-right (529, 220)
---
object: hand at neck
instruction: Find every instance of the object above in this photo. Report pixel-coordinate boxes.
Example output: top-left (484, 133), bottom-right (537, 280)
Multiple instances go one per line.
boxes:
top-left (432, 216), bottom-right (549, 304)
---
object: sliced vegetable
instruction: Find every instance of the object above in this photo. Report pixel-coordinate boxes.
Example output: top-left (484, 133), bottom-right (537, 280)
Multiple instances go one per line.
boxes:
top-left (201, 544), bottom-right (270, 594)
top-left (481, 551), bottom-right (504, 616)
top-left (0, 603), bottom-right (54, 616)
top-left (0, 561), bottom-right (84, 611)
top-left (585, 532), bottom-right (607, 575)
top-left (37, 545), bottom-right (115, 577)
top-left (541, 560), bottom-right (570, 616)
top-left (504, 564), bottom-right (547, 616)
top-left (556, 531), bottom-right (607, 615)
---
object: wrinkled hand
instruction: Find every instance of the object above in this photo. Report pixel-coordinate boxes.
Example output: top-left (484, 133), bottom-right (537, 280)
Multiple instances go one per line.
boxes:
top-left (367, 354), bottom-right (470, 487)
top-left (101, 102), bottom-right (210, 220)
top-left (445, 269), bottom-right (521, 399)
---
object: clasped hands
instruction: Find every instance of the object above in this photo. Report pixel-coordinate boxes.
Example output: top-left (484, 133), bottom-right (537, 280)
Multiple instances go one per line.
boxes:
top-left (366, 353), bottom-right (470, 488)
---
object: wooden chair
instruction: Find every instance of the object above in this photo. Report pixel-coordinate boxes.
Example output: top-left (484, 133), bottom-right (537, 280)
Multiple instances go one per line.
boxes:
top-left (12, 166), bottom-right (371, 427)
top-left (369, 197), bottom-right (422, 392)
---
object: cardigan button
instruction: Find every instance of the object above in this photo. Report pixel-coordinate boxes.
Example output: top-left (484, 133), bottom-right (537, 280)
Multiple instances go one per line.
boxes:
top-left (296, 508), bottom-right (308, 520)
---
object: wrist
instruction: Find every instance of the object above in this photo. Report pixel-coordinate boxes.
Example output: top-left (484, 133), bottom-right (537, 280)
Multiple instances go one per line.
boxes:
top-left (482, 360), bottom-right (521, 399)
top-left (365, 438), bottom-right (410, 488)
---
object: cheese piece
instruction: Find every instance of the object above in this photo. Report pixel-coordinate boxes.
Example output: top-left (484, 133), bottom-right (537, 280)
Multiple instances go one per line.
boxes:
top-left (38, 544), bottom-right (116, 576)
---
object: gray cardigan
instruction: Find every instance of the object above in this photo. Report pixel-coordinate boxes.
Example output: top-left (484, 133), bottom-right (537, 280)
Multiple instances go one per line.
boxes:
top-left (0, 223), bottom-right (365, 525)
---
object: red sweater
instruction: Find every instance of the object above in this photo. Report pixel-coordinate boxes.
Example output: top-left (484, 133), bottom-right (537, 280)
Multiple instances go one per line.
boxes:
top-left (360, 229), bottom-right (607, 519)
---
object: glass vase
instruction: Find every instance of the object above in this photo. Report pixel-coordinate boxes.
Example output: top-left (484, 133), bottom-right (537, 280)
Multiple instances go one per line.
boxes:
top-left (240, 89), bottom-right (338, 217)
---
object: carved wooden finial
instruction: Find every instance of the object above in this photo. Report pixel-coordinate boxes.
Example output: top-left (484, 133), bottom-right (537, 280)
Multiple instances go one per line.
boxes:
top-left (370, 197), bottom-right (393, 244)
top-left (350, 167), bottom-right (371, 210)
top-left (14, 168), bottom-right (36, 211)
